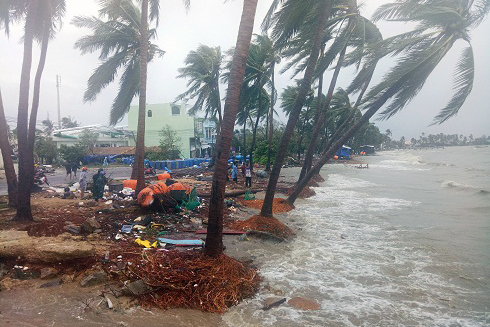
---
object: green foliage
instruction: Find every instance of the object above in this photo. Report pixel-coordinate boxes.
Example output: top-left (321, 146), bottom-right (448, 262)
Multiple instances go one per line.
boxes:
top-left (61, 116), bottom-right (79, 129)
top-left (59, 144), bottom-right (85, 164)
top-left (35, 137), bottom-right (58, 164)
top-left (159, 125), bottom-right (183, 159)
top-left (78, 128), bottom-right (99, 154)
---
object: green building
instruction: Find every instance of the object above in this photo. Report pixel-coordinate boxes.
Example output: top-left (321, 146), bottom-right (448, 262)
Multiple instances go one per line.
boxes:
top-left (128, 103), bottom-right (196, 158)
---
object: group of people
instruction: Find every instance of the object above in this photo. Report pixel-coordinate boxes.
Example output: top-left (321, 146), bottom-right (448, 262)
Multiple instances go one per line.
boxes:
top-left (76, 166), bottom-right (108, 201)
top-left (231, 162), bottom-right (252, 188)
top-left (64, 162), bottom-right (81, 181)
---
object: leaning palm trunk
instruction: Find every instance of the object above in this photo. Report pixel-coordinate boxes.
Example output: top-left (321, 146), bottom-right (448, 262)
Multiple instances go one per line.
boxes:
top-left (298, 43), bottom-right (348, 182)
top-left (205, 0), bottom-right (258, 257)
top-left (27, 16), bottom-right (51, 192)
top-left (0, 89), bottom-right (18, 208)
top-left (288, 72), bottom-right (412, 204)
top-left (134, 0), bottom-right (149, 194)
top-left (15, 2), bottom-right (39, 221)
top-left (265, 62), bottom-right (275, 171)
top-left (260, 0), bottom-right (332, 217)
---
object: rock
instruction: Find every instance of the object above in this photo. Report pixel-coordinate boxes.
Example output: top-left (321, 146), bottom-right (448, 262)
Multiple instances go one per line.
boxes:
top-left (79, 269), bottom-right (108, 287)
top-left (0, 277), bottom-right (33, 291)
top-left (287, 297), bottom-right (321, 310)
top-left (61, 274), bottom-right (75, 283)
top-left (39, 279), bottom-right (62, 288)
top-left (12, 268), bottom-right (40, 280)
top-left (0, 231), bottom-right (96, 263)
top-left (40, 267), bottom-right (59, 279)
top-left (256, 170), bottom-right (268, 178)
top-left (64, 225), bottom-right (81, 234)
top-left (0, 263), bottom-right (8, 278)
top-left (262, 297), bottom-right (286, 310)
top-left (122, 279), bottom-right (154, 296)
top-left (81, 217), bottom-right (101, 234)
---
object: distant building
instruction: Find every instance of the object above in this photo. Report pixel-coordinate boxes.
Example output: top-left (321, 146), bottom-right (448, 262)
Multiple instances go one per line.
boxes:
top-left (51, 125), bottom-right (130, 148)
top-left (128, 103), bottom-right (216, 158)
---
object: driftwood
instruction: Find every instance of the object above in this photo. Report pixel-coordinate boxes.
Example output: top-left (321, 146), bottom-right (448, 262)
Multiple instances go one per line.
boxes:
top-left (197, 188), bottom-right (263, 198)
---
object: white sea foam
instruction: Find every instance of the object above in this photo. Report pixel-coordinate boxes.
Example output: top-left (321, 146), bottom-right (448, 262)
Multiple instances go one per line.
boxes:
top-left (224, 148), bottom-right (490, 326)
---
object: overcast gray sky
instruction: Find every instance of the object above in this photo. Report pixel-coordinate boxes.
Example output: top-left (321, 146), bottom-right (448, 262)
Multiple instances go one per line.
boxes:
top-left (1, 0), bottom-right (488, 140)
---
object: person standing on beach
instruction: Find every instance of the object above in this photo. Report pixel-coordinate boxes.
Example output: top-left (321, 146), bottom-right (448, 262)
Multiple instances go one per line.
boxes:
top-left (245, 163), bottom-right (252, 188)
top-left (103, 157), bottom-right (109, 166)
top-left (232, 162), bottom-right (238, 183)
top-left (72, 162), bottom-right (80, 178)
top-left (65, 163), bottom-right (72, 181)
top-left (79, 166), bottom-right (88, 199)
top-left (92, 168), bottom-right (108, 201)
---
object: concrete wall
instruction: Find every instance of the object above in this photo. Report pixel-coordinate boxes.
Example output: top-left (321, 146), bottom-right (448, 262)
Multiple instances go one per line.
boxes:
top-left (128, 103), bottom-right (195, 158)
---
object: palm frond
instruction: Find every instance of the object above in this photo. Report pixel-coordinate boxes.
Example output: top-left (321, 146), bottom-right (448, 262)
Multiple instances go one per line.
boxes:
top-left (110, 58), bottom-right (140, 125)
top-left (432, 46), bottom-right (474, 124)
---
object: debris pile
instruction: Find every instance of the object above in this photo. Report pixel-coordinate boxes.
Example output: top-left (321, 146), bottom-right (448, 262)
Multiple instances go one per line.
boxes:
top-left (238, 198), bottom-right (295, 213)
top-left (228, 215), bottom-right (294, 240)
top-left (106, 249), bottom-right (260, 313)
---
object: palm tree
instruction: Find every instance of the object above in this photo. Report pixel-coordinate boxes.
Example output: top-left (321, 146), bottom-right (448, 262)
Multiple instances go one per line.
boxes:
top-left (287, 0), bottom-right (490, 204)
top-left (176, 45), bottom-right (224, 129)
top-left (72, 0), bottom-right (164, 126)
top-left (298, 3), bottom-right (382, 182)
top-left (0, 1), bottom-right (61, 220)
top-left (260, 0), bottom-right (334, 218)
top-left (27, 0), bottom-right (66, 199)
top-left (176, 44), bottom-right (223, 162)
top-left (205, 0), bottom-right (258, 257)
top-left (73, 0), bottom-right (169, 193)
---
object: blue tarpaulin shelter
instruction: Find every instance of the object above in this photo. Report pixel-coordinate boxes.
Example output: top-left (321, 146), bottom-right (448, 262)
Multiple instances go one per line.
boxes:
top-left (336, 145), bottom-right (352, 159)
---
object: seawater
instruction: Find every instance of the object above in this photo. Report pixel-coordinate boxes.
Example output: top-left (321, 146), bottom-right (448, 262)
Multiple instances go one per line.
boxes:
top-left (224, 146), bottom-right (490, 326)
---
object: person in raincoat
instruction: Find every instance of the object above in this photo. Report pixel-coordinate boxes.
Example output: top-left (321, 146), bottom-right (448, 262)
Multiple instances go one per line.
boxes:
top-left (79, 166), bottom-right (88, 199)
top-left (92, 168), bottom-right (108, 201)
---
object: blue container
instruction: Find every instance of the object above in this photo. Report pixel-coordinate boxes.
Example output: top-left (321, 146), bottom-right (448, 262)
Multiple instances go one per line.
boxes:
top-left (171, 161), bottom-right (178, 169)
top-left (178, 160), bottom-right (184, 169)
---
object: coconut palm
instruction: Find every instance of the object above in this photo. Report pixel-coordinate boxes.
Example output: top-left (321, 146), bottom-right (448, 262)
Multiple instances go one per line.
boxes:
top-left (205, 0), bottom-right (258, 257)
top-left (176, 44), bottom-right (223, 163)
top-left (260, 0), bottom-right (334, 218)
top-left (0, 0), bottom-right (65, 220)
top-left (242, 34), bottom-right (278, 168)
top-left (176, 45), bottom-right (224, 129)
top-left (287, 0), bottom-right (490, 204)
top-left (72, 0), bottom-right (164, 126)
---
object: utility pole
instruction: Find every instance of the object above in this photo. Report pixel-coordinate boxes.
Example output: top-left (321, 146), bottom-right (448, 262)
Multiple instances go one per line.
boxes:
top-left (56, 75), bottom-right (61, 129)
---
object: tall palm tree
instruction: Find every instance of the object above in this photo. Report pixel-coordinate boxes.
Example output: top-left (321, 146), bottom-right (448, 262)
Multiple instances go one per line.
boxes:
top-left (242, 34), bottom-right (278, 168)
top-left (27, 0), bottom-right (66, 197)
top-left (205, 0), bottom-right (258, 257)
top-left (176, 45), bottom-right (223, 129)
top-left (287, 0), bottom-right (490, 204)
top-left (176, 44), bottom-right (223, 163)
top-left (0, 0), bottom-right (45, 220)
top-left (72, 0), bottom-right (164, 126)
top-left (260, 0), bottom-right (333, 217)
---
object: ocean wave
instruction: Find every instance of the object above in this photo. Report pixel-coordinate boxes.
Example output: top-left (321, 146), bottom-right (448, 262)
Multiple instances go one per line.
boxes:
top-left (477, 189), bottom-right (490, 196)
top-left (441, 180), bottom-right (476, 190)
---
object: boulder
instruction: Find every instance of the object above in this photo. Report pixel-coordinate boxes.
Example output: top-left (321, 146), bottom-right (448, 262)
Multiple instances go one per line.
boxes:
top-left (0, 231), bottom-right (96, 263)
top-left (81, 217), bottom-right (101, 234)
top-left (262, 297), bottom-right (286, 310)
top-left (80, 269), bottom-right (108, 287)
top-left (40, 267), bottom-right (59, 279)
top-left (287, 297), bottom-right (321, 310)
top-left (122, 279), bottom-right (155, 296)
top-left (256, 170), bottom-right (268, 178)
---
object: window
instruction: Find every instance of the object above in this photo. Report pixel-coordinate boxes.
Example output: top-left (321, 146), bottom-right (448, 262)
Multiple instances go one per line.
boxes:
top-left (171, 105), bottom-right (180, 116)
top-left (147, 110), bottom-right (152, 118)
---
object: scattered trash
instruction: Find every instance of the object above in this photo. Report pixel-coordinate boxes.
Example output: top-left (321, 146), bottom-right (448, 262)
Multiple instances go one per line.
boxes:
top-left (157, 238), bottom-right (204, 247)
top-left (121, 225), bottom-right (133, 233)
top-left (135, 239), bottom-right (158, 248)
